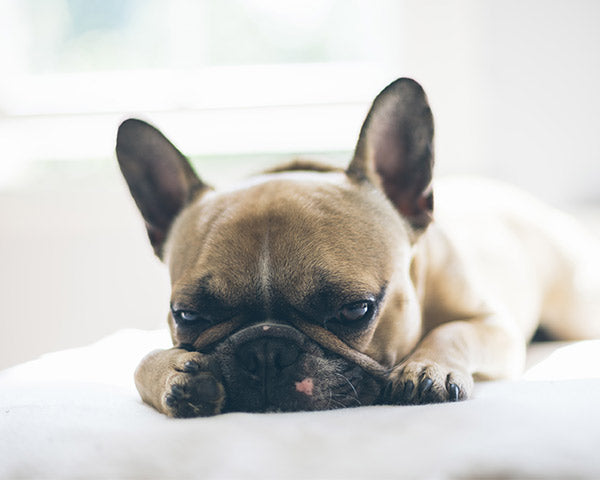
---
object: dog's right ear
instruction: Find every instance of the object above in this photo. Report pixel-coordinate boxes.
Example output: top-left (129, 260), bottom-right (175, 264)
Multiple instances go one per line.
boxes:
top-left (347, 78), bottom-right (434, 233)
top-left (116, 119), bottom-right (208, 258)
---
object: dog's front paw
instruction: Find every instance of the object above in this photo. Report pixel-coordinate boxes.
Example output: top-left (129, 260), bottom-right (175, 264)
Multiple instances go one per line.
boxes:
top-left (383, 360), bottom-right (473, 405)
top-left (162, 352), bottom-right (225, 418)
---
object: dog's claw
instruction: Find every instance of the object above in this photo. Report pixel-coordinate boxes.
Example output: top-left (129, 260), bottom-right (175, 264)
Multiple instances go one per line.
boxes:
top-left (183, 361), bottom-right (199, 373)
top-left (448, 383), bottom-right (460, 401)
top-left (171, 385), bottom-right (185, 398)
top-left (382, 381), bottom-right (393, 401)
top-left (418, 377), bottom-right (433, 398)
top-left (403, 380), bottom-right (414, 399)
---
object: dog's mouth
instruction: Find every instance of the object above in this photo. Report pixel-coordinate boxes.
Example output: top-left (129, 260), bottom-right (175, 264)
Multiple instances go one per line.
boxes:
top-left (209, 323), bottom-right (385, 413)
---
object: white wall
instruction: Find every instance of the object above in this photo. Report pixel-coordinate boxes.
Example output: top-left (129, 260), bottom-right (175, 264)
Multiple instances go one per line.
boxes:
top-left (0, 175), bottom-right (170, 369)
top-left (393, 0), bottom-right (600, 205)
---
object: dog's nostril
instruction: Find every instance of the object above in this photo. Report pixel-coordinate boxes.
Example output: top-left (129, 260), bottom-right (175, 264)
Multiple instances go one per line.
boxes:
top-left (235, 338), bottom-right (300, 377)
top-left (274, 346), bottom-right (299, 369)
top-left (237, 347), bottom-right (260, 374)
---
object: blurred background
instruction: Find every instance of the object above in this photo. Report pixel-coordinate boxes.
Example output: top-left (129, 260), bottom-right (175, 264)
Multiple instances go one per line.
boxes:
top-left (1, 0), bottom-right (599, 369)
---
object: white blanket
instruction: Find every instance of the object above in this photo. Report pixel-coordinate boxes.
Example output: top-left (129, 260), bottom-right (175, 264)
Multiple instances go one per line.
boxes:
top-left (1, 330), bottom-right (600, 479)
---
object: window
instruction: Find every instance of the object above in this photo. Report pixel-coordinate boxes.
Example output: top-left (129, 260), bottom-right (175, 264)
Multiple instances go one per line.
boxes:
top-left (0, 0), bottom-right (401, 186)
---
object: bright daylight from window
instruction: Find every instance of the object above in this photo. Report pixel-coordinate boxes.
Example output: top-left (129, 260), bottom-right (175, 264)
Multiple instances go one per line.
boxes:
top-left (0, 0), bottom-right (397, 187)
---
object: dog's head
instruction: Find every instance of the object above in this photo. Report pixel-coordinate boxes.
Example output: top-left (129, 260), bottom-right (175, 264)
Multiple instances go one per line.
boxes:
top-left (116, 78), bottom-right (434, 412)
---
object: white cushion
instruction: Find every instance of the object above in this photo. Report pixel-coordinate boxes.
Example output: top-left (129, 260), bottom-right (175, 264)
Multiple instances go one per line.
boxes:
top-left (1, 330), bottom-right (599, 479)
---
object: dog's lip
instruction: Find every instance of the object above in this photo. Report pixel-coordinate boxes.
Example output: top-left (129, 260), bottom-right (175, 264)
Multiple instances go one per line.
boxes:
top-left (225, 321), bottom-right (310, 347)
top-left (288, 318), bottom-right (389, 379)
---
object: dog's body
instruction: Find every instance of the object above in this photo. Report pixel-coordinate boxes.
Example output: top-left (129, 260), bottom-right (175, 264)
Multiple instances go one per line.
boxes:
top-left (116, 78), bottom-right (600, 417)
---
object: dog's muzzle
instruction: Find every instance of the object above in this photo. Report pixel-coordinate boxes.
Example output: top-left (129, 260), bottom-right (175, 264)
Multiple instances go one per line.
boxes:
top-left (212, 323), bottom-right (322, 411)
top-left (211, 322), bottom-right (386, 412)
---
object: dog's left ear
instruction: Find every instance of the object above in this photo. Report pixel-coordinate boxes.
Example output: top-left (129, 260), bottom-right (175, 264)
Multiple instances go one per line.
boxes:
top-left (347, 78), bottom-right (434, 231)
top-left (116, 118), bottom-right (208, 258)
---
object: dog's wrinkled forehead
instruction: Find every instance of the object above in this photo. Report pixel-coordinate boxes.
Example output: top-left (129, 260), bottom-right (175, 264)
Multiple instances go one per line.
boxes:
top-left (165, 170), bottom-right (409, 307)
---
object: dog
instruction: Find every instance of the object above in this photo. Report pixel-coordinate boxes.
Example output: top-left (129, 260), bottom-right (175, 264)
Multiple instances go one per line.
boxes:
top-left (116, 78), bottom-right (600, 417)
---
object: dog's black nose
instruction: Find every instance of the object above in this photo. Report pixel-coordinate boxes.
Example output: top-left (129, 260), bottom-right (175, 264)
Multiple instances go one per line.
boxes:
top-left (235, 337), bottom-right (301, 380)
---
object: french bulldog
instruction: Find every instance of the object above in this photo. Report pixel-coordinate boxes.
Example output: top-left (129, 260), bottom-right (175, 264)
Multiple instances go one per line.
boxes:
top-left (116, 78), bottom-right (600, 417)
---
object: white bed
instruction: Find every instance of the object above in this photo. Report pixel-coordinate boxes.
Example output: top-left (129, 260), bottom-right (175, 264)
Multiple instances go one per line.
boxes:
top-left (1, 329), bottom-right (599, 479)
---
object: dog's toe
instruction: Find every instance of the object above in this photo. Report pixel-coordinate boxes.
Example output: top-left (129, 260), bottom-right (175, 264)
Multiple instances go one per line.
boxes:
top-left (165, 393), bottom-right (178, 408)
top-left (163, 372), bottom-right (225, 418)
top-left (384, 361), bottom-right (472, 405)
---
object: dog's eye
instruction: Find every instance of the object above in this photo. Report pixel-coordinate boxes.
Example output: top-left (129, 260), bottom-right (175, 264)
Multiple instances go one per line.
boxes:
top-left (340, 301), bottom-right (372, 323)
top-left (171, 309), bottom-right (202, 325)
top-left (179, 311), bottom-right (200, 322)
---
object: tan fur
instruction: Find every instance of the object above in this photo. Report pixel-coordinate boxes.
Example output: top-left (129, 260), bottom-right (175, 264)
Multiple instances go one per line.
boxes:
top-left (120, 79), bottom-right (600, 417)
top-left (134, 171), bottom-right (600, 415)
top-left (165, 173), bottom-right (411, 355)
